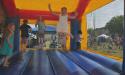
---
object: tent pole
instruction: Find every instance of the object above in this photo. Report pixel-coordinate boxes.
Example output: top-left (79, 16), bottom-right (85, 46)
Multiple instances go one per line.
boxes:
top-left (122, 11), bottom-right (125, 75)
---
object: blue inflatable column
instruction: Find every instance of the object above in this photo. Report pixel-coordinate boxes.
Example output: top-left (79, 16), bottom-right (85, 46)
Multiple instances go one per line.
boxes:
top-left (14, 17), bottom-right (20, 53)
top-left (70, 19), bottom-right (80, 50)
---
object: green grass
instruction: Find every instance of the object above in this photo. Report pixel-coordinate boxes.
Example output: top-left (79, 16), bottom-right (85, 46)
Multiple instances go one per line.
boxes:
top-left (88, 43), bottom-right (123, 58)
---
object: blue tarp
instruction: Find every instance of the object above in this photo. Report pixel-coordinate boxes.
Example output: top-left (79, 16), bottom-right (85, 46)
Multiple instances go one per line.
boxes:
top-left (32, 26), bottom-right (56, 32)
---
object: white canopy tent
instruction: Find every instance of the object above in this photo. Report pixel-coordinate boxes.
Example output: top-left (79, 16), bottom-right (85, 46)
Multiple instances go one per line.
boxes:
top-left (97, 34), bottom-right (110, 39)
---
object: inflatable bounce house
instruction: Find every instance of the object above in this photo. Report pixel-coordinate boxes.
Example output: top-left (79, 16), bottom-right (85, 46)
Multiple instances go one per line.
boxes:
top-left (0, 0), bottom-right (124, 75)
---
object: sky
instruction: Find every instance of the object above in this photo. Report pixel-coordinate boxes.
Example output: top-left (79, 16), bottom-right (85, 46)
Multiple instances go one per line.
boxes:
top-left (87, 0), bottom-right (124, 29)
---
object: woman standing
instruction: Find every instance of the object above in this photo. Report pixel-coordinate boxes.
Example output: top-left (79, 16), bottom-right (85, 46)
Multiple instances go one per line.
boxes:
top-left (48, 4), bottom-right (77, 50)
top-left (0, 23), bottom-right (15, 67)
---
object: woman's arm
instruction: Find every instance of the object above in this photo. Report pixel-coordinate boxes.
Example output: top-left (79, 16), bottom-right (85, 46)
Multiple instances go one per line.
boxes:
top-left (6, 33), bottom-right (13, 48)
top-left (69, 12), bottom-right (78, 19)
top-left (48, 4), bottom-right (59, 16)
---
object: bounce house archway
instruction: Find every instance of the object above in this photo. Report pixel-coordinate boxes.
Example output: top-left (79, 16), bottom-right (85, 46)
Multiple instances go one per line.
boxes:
top-left (0, 0), bottom-right (124, 75)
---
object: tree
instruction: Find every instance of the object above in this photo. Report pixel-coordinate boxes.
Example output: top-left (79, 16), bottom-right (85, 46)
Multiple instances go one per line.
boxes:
top-left (105, 15), bottom-right (124, 36)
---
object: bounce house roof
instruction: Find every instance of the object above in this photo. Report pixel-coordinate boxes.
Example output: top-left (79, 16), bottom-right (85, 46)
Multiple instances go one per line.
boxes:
top-left (15, 0), bottom-right (79, 12)
top-left (2, 0), bottom-right (113, 21)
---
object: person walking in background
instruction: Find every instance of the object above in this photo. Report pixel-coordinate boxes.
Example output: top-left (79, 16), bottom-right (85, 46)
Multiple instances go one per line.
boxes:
top-left (0, 23), bottom-right (15, 67)
top-left (48, 4), bottom-right (77, 50)
top-left (20, 19), bottom-right (32, 57)
top-left (35, 16), bottom-right (46, 49)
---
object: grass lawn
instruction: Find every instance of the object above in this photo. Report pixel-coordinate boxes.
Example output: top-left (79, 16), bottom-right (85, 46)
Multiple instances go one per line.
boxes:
top-left (88, 43), bottom-right (123, 61)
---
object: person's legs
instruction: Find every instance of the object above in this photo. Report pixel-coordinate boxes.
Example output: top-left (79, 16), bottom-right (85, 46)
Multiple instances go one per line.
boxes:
top-left (63, 33), bottom-right (67, 50)
top-left (20, 37), bottom-right (25, 53)
top-left (60, 33), bottom-right (64, 50)
top-left (25, 37), bottom-right (29, 47)
top-left (59, 32), bottom-right (66, 50)
top-left (20, 38), bottom-right (24, 60)
top-left (57, 32), bottom-right (61, 49)
top-left (3, 56), bottom-right (10, 67)
top-left (38, 32), bottom-right (41, 47)
top-left (20, 37), bottom-right (28, 60)
top-left (0, 56), bottom-right (5, 65)
top-left (38, 31), bottom-right (44, 49)
top-left (40, 37), bottom-right (44, 49)
top-left (20, 38), bottom-right (23, 52)
top-left (42, 33), bottom-right (45, 49)
top-left (38, 36), bottom-right (41, 48)
top-left (57, 32), bottom-right (66, 50)
top-left (24, 37), bottom-right (28, 51)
